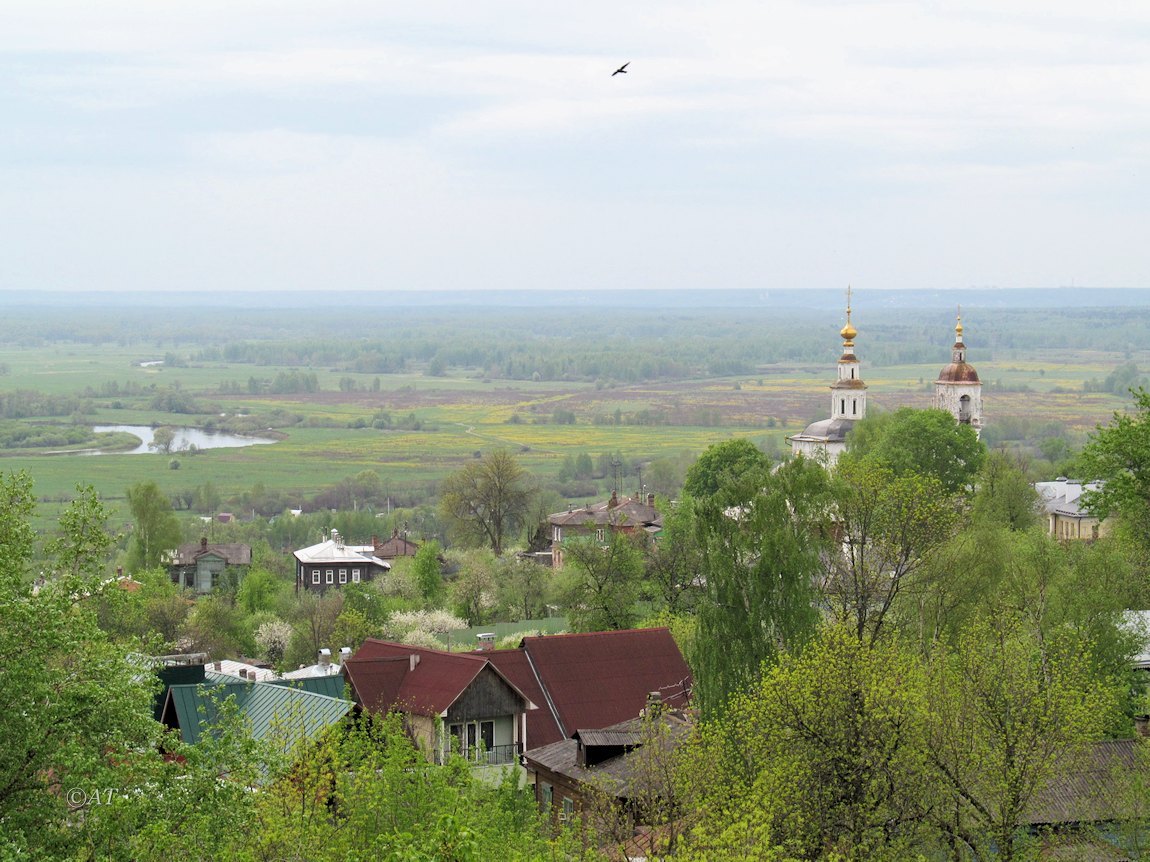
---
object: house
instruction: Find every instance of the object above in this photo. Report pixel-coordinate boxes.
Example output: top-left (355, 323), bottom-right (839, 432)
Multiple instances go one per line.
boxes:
top-left (343, 639), bottom-right (535, 767)
top-left (342, 627), bottom-right (693, 768)
top-left (167, 538), bottom-right (252, 593)
top-left (1035, 478), bottom-right (1108, 541)
top-left (293, 530), bottom-right (391, 593)
top-left (373, 529), bottom-right (420, 560)
top-left (484, 627), bottom-right (693, 749)
top-left (521, 692), bottom-right (692, 829)
top-left (548, 492), bottom-right (662, 568)
top-left (159, 667), bottom-right (353, 754)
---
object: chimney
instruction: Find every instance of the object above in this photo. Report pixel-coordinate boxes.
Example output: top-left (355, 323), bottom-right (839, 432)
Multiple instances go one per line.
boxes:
top-left (339, 646), bottom-right (352, 667)
top-left (476, 633), bottom-right (495, 652)
top-left (213, 660), bottom-right (223, 672)
top-left (647, 493), bottom-right (655, 508)
top-left (1136, 715), bottom-right (1150, 738)
top-left (319, 648), bottom-right (331, 667)
top-left (201, 537), bottom-right (208, 551)
top-left (608, 490), bottom-right (619, 510)
top-left (409, 653), bottom-right (420, 672)
top-left (643, 690), bottom-right (664, 717)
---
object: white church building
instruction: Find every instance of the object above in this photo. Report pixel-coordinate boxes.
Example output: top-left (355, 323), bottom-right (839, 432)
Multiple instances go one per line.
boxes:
top-left (788, 296), bottom-right (982, 466)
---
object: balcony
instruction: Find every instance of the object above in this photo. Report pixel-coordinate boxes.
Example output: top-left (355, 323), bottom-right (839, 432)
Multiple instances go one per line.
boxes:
top-left (435, 742), bottom-right (521, 767)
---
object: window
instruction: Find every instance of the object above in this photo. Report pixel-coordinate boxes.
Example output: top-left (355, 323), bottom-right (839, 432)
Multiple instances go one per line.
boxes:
top-left (339, 568), bottom-right (347, 584)
top-left (211, 570), bottom-right (219, 589)
top-left (553, 526), bottom-right (562, 542)
top-left (850, 367), bottom-right (855, 378)
top-left (595, 528), bottom-right (605, 542)
top-left (840, 398), bottom-right (846, 414)
top-left (562, 797), bottom-right (575, 821)
top-left (352, 568), bottom-right (361, 583)
top-left (540, 783), bottom-right (553, 810)
top-left (325, 569), bottom-right (334, 584)
top-left (311, 570), bottom-right (320, 585)
top-left (852, 400), bottom-right (857, 416)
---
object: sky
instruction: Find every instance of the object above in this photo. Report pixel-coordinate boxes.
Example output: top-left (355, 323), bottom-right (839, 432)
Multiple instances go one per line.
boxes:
top-left (2, 1), bottom-right (1149, 294)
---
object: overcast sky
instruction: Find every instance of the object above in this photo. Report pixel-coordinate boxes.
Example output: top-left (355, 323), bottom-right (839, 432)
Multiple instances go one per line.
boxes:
top-left (2, 1), bottom-right (1149, 293)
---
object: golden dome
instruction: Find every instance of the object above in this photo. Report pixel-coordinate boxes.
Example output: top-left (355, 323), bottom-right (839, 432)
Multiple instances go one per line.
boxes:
top-left (955, 308), bottom-right (964, 341)
top-left (840, 320), bottom-right (857, 341)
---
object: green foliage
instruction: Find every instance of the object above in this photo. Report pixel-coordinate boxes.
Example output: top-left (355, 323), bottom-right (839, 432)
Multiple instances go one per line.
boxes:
top-left (925, 613), bottom-right (1117, 861)
top-left (413, 539), bottom-right (445, 606)
top-left (0, 474), bottom-right (164, 856)
top-left (845, 407), bottom-right (985, 493)
top-left (439, 449), bottom-right (536, 556)
top-left (825, 459), bottom-right (960, 644)
top-left (558, 532), bottom-right (645, 632)
top-left (236, 566), bottom-right (285, 615)
top-left (124, 480), bottom-right (182, 573)
top-left (1079, 387), bottom-right (1150, 547)
top-left (692, 457), bottom-right (830, 718)
top-left (970, 449), bottom-right (1040, 531)
top-left (683, 438), bottom-right (769, 501)
top-left (686, 625), bottom-right (936, 861)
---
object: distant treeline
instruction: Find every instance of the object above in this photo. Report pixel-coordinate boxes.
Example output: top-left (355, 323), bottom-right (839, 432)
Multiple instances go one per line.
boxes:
top-left (3, 305), bottom-right (1150, 384)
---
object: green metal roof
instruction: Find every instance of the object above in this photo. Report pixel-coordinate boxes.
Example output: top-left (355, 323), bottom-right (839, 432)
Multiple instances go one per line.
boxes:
top-left (165, 675), bottom-right (352, 753)
top-left (270, 675), bottom-right (348, 700)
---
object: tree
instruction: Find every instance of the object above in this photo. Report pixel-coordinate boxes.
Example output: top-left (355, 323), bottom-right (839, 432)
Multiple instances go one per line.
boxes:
top-left (449, 548), bottom-right (498, 625)
top-left (1078, 387), bottom-right (1150, 546)
top-left (412, 539), bottom-right (445, 606)
top-left (683, 438), bottom-right (770, 502)
top-left (970, 449), bottom-right (1040, 531)
top-left (822, 459), bottom-right (959, 645)
top-left (924, 613), bottom-right (1115, 861)
top-left (149, 425), bottom-right (176, 454)
top-left (643, 494), bottom-right (704, 614)
top-left (558, 532), bottom-right (645, 632)
top-left (684, 625), bottom-right (937, 861)
top-left (0, 472), bottom-right (164, 855)
top-left (439, 449), bottom-right (536, 556)
top-left (495, 553), bottom-right (552, 620)
top-left (125, 480), bottom-right (182, 572)
top-left (692, 456), bottom-right (831, 718)
top-left (845, 407), bottom-right (985, 493)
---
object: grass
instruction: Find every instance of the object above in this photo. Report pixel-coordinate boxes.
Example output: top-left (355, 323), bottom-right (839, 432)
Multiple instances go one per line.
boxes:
top-left (1, 340), bottom-right (1141, 535)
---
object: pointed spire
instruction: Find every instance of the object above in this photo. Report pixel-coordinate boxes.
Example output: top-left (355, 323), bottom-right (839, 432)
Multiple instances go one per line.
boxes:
top-left (840, 285), bottom-right (857, 347)
top-left (955, 305), bottom-right (964, 343)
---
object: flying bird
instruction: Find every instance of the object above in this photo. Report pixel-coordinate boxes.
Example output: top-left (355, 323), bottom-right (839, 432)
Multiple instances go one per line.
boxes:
top-left (612, 62), bottom-right (629, 76)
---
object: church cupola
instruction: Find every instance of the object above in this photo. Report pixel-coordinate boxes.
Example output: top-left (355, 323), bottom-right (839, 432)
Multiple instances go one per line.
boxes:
top-left (934, 309), bottom-right (983, 437)
top-left (831, 287), bottom-right (867, 422)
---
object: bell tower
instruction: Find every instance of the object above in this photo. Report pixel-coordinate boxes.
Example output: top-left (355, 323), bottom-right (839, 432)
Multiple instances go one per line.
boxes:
top-left (934, 310), bottom-right (983, 438)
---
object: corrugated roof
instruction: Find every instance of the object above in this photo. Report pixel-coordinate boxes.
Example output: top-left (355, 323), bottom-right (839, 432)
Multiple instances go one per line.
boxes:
top-left (1022, 739), bottom-right (1145, 825)
top-left (549, 496), bottom-right (661, 530)
top-left (164, 678), bottom-right (352, 752)
top-left (523, 713), bottom-right (692, 796)
top-left (518, 627), bottom-right (692, 746)
top-left (271, 675), bottom-right (348, 700)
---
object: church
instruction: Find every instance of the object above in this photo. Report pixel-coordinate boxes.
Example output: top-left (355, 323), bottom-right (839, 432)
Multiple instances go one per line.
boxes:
top-left (787, 295), bottom-right (983, 466)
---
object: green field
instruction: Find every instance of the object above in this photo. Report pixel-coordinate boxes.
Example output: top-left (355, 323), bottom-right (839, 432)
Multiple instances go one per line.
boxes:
top-left (1, 303), bottom-right (1144, 535)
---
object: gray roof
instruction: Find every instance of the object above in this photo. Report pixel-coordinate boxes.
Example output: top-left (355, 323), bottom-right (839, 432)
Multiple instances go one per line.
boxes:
top-left (790, 416), bottom-right (857, 444)
top-left (170, 541), bottom-right (252, 566)
top-left (293, 537), bottom-right (391, 569)
top-left (523, 712), bottom-right (692, 797)
top-left (1035, 479), bottom-right (1103, 518)
top-left (1023, 739), bottom-right (1146, 826)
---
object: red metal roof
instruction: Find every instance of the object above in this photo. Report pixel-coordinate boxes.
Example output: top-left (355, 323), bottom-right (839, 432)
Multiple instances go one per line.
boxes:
top-left (345, 640), bottom-right (494, 716)
top-left (485, 648), bottom-right (563, 747)
top-left (518, 627), bottom-right (692, 745)
top-left (347, 630), bottom-right (692, 750)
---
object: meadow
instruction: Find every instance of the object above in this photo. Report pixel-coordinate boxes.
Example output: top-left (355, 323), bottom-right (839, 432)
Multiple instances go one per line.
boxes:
top-left (0, 296), bottom-right (1144, 533)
